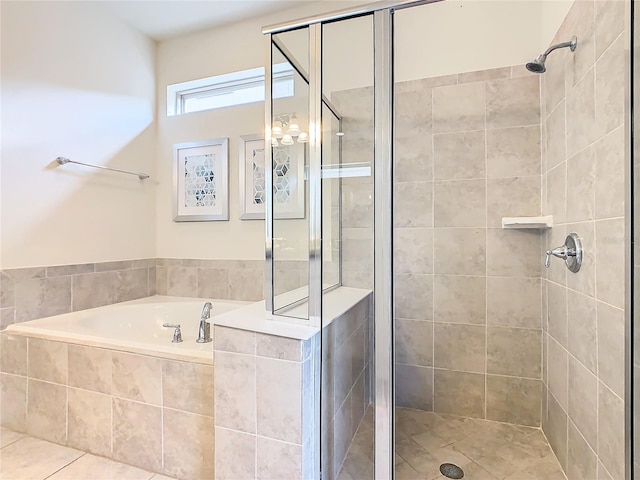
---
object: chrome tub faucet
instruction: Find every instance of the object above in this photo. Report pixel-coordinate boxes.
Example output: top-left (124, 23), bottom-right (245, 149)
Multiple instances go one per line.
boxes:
top-left (196, 302), bottom-right (213, 343)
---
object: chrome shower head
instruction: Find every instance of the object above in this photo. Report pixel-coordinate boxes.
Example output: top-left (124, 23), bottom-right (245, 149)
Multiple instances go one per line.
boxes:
top-left (526, 35), bottom-right (577, 74)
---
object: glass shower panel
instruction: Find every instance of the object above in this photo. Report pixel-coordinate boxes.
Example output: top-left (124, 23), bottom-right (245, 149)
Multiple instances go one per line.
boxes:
top-left (321, 15), bottom-right (375, 480)
top-left (271, 28), bottom-right (310, 318)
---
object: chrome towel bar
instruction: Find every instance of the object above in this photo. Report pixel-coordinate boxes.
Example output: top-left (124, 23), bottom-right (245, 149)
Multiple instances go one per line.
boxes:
top-left (55, 157), bottom-right (150, 180)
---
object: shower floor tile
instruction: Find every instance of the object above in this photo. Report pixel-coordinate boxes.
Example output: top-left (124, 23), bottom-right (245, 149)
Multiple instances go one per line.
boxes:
top-left (338, 407), bottom-right (566, 480)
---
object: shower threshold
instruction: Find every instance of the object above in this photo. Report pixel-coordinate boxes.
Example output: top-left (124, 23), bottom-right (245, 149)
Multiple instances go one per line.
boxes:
top-left (337, 407), bottom-right (566, 480)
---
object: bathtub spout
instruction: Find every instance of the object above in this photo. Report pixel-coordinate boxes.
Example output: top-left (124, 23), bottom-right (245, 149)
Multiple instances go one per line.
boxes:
top-left (197, 302), bottom-right (213, 343)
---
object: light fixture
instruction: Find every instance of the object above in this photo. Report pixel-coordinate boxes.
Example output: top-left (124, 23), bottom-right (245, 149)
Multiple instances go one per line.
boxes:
top-left (271, 137), bottom-right (279, 147)
top-left (272, 113), bottom-right (307, 146)
top-left (272, 120), bottom-right (283, 139)
top-left (287, 114), bottom-right (301, 136)
top-left (336, 131), bottom-right (345, 137)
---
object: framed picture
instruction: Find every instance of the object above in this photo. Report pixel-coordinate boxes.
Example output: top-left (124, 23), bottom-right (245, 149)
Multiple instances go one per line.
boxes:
top-left (173, 138), bottom-right (229, 222)
top-left (239, 134), bottom-right (305, 220)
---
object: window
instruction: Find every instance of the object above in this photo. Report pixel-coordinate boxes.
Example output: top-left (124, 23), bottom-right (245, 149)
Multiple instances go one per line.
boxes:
top-left (167, 63), bottom-right (294, 116)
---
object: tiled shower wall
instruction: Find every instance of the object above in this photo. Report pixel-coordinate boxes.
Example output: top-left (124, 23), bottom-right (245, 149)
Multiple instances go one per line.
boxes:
top-left (540, 1), bottom-right (626, 479)
top-left (336, 66), bottom-right (545, 427)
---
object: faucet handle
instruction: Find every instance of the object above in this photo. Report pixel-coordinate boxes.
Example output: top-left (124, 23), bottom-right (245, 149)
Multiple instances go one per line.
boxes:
top-left (162, 323), bottom-right (183, 343)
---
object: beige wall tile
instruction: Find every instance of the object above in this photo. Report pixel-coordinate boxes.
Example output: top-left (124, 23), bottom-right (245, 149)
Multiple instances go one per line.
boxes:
top-left (28, 338), bottom-right (67, 384)
top-left (0, 308), bottom-right (16, 330)
top-left (567, 290), bottom-right (597, 373)
top-left (115, 268), bottom-right (148, 303)
top-left (26, 379), bottom-right (66, 444)
top-left (166, 266), bottom-right (197, 297)
top-left (595, 34), bottom-right (624, 138)
top-left (486, 126), bottom-right (541, 178)
top-left (214, 351), bottom-right (256, 434)
top-left (487, 75), bottom-right (540, 129)
top-left (433, 130), bottom-right (485, 180)
top-left (228, 268), bottom-right (263, 301)
top-left (394, 274), bottom-right (433, 320)
top-left (434, 370), bottom-right (484, 418)
top-left (433, 82), bottom-right (485, 133)
top-left (395, 83), bottom-right (432, 134)
top-left (597, 301), bottom-right (624, 398)
top-left (548, 335), bottom-right (568, 411)
top-left (395, 134), bottom-right (433, 182)
top-left (487, 326), bottom-right (541, 379)
top-left (394, 228), bottom-right (433, 275)
top-left (15, 277), bottom-right (72, 322)
top-left (112, 398), bottom-right (162, 472)
top-left (197, 268), bottom-right (229, 300)
top-left (163, 360), bottom-right (214, 417)
top-left (257, 437), bottom-right (302, 480)
top-left (546, 163), bottom-right (567, 225)
top-left (256, 333), bottom-right (302, 361)
top-left (545, 392), bottom-right (568, 471)
top-left (433, 275), bottom-right (485, 325)
top-left (566, 145), bottom-right (596, 223)
top-left (563, 0), bottom-right (595, 90)
top-left (72, 272), bottom-right (115, 311)
top-left (547, 281), bottom-right (568, 347)
top-left (486, 229), bottom-right (541, 278)
top-left (112, 352), bottom-right (162, 405)
top-left (595, 218), bottom-right (625, 309)
top-left (342, 228), bottom-right (373, 275)
top-left (214, 326), bottom-right (256, 355)
top-left (0, 334), bottom-right (27, 376)
top-left (68, 345), bottom-right (111, 394)
top-left (486, 375), bottom-right (541, 427)
top-left (567, 356), bottom-right (597, 451)
top-left (543, 53), bottom-right (566, 116)
top-left (256, 357), bottom-right (302, 444)
top-left (395, 364), bottom-right (432, 411)
top-left (434, 228), bottom-right (486, 275)
top-left (567, 421), bottom-right (597, 480)
top-left (156, 266), bottom-right (168, 295)
top-left (434, 323), bottom-right (485, 373)
top-left (163, 409), bottom-right (214, 480)
top-left (458, 66), bottom-right (511, 84)
top-left (0, 373), bottom-right (26, 431)
top-left (395, 319), bottom-right (433, 367)
top-left (566, 223), bottom-right (596, 298)
top-left (487, 277), bottom-right (541, 328)
top-left (434, 180), bottom-right (486, 228)
top-left (394, 182), bottom-right (433, 228)
top-left (595, 126), bottom-right (625, 219)
top-left (0, 272), bottom-right (15, 308)
top-left (595, 0), bottom-right (624, 58)
top-left (95, 260), bottom-right (133, 272)
top-left (566, 68), bottom-right (597, 158)
top-left (67, 387), bottom-right (111, 457)
top-left (597, 382), bottom-right (625, 480)
top-left (215, 427), bottom-right (255, 480)
top-left (486, 176), bottom-right (540, 228)
top-left (342, 183), bottom-right (374, 228)
top-left (545, 101), bottom-right (566, 171)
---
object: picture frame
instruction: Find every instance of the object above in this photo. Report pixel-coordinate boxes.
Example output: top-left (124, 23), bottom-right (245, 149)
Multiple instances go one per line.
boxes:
top-left (173, 138), bottom-right (229, 222)
top-left (239, 134), bottom-right (305, 220)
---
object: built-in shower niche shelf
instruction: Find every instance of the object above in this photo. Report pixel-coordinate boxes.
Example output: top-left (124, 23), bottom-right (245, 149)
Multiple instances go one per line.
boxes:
top-left (501, 215), bottom-right (553, 230)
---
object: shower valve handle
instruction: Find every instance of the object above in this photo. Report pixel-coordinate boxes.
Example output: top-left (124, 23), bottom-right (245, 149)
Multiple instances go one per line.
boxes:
top-left (162, 323), bottom-right (183, 343)
top-left (545, 246), bottom-right (571, 268)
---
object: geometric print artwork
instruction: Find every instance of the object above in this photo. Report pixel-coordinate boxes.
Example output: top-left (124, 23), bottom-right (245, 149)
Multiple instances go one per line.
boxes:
top-left (252, 146), bottom-right (293, 206)
top-left (184, 153), bottom-right (216, 207)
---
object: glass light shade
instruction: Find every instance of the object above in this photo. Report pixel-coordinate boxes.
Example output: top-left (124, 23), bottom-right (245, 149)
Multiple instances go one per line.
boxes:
top-left (287, 122), bottom-right (301, 136)
top-left (297, 132), bottom-right (309, 143)
top-left (281, 134), bottom-right (294, 145)
top-left (271, 137), bottom-right (279, 147)
top-left (272, 121), bottom-right (283, 139)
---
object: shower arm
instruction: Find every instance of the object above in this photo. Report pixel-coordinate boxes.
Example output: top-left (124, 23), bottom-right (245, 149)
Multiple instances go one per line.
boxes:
top-left (542, 40), bottom-right (573, 57)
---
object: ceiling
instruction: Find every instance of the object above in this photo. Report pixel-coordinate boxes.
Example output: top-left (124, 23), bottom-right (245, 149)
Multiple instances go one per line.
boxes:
top-left (99, 0), bottom-right (316, 41)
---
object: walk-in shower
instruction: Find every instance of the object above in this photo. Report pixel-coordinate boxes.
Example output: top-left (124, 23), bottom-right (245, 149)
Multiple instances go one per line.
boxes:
top-left (261, 1), bottom-right (631, 479)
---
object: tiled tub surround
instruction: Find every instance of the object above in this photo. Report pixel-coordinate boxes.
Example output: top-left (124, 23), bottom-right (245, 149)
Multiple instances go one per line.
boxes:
top-left (540, 1), bottom-right (626, 479)
top-left (0, 257), bottom-right (279, 330)
top-left (0, 333), bottom-right (215, 480)
top-left (212, 290), bottom-right (372, 480)
top-left (0, 259), bottom-right (157, 329)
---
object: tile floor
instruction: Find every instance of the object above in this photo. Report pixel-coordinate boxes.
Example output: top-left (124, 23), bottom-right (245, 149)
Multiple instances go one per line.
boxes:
top-left (339, 407), bottom-right (567, 480)
top-left (0, 428), bottom-right (177, 480)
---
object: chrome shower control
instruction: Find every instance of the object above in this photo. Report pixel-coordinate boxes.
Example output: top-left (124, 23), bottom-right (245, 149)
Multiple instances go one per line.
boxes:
top-left (545, 233), bottom-right (582, 273)
top-left (163, 323), bottom-right (183, 343)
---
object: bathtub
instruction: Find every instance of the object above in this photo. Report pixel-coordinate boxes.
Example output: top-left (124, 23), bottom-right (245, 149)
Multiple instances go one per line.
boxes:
top-left (5, 295), bottom-right (249, 363)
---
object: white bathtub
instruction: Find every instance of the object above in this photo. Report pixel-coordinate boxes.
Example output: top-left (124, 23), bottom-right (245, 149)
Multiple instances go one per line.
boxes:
top-left (5, 296), bottom-right (249, 363)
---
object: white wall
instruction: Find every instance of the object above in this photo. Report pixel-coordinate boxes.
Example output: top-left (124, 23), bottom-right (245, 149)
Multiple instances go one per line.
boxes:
top-left (0, 1), bottom-right (157, 269)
